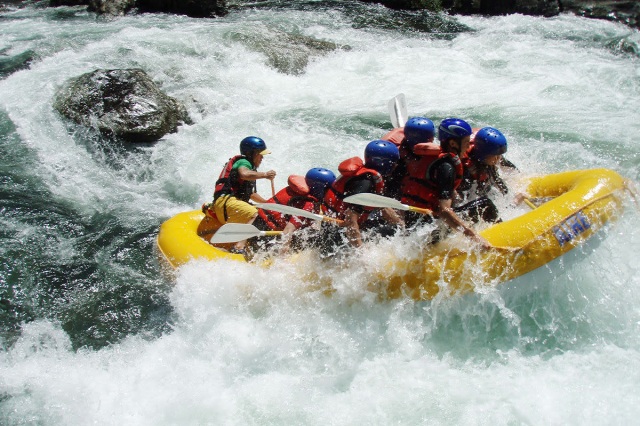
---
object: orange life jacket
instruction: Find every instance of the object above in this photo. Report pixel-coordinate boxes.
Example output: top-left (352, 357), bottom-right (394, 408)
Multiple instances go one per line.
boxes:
top-left (324, 157), bottom-right (385, 223)
top-left (213, 155), bottom-right (256, 202)
top-left (461, 152), bottom-right (491, 184)
top-left (400, 145), bottom-right (463, 210)
top-left (258, 175), bottom-right (320, 230)
top-left (383, 126), bottom-right (418, 166)
top-left (381, 127), bottom-right (405, 146)
top-left (461, 128), bottom-right (489, 184)
top-left (460, 148), bottom-right (508, 197)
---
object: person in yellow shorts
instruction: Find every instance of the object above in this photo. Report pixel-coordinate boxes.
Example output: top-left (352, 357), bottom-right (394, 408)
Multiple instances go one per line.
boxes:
top-left (200, 136), bottom-right (276, 253)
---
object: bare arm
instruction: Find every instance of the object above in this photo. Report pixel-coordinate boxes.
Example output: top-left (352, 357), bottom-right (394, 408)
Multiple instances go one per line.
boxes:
top-left (381, 207), bottom-right (404, 227)
top-left (239, 166), bottom-right (276, 203)
top-left (237, 167), bottom-right (276, 182)
top-left (250, 192), bottom-right (270, 203)
top-left (343, 208), bottom-right (363, 247)
top-left (275, 222), bottom-right (298, 256)
top-left (437, 199), bottom-right (491, 249)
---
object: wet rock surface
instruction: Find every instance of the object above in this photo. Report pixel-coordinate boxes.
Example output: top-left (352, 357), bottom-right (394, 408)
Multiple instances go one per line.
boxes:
top-left (53, 68), bottom-right (192, 143)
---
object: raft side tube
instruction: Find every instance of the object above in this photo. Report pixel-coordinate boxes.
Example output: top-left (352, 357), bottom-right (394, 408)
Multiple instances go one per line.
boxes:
top-left (482, 168), bottom-right (625, 249)
top-left (157, 210), bottom-right (245, 269)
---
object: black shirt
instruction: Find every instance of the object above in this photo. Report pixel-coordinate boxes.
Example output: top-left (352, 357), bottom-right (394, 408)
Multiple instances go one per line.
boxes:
top-left (343, 174), bottom-right (376, 214)
top-left (429, 158), bottom-right (457, 200)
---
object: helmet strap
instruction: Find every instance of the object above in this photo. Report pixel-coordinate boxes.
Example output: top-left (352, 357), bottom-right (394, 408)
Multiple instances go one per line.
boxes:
top-left (247, 151), bottom-right (259, 167)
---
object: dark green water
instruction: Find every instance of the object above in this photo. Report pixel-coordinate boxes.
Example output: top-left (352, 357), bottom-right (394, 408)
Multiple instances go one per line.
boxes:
top-left (0, 110), bottom-right (173, 350)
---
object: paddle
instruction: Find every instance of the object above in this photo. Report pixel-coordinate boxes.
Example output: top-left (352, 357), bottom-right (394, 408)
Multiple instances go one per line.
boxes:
top-left (387, 93), bottom-right (408, 128)
top-left (254, 203), bottom-right (344, 225)
top-left (343, 193), bottom-right (432, 215)
top-left (523, 198), bottom-right (537, 209)
top-left (514, 192), bottom-right (539, 209)
top-left (211, 223), bottom-right (282, 244)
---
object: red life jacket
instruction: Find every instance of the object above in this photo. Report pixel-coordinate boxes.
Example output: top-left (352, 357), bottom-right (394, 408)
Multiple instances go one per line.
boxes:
top-left (462, 152), bottom-right (491, 184)
top-left (381, 127), bottom-right (405, 146)
top-left (462, 129), bottom-right (489, 184)
top-left (400, 145), bottom-right (463, 210)
top-left (213, 155), bottom-right (256, 202)
top-left (324, 157), bottom-right (385, 224)
top-left (460, 144), bottom-right (508, 197)
top-left (258, 175), bottom-right (319, 231)
top-left (381, 127), bottom-right (414, 162)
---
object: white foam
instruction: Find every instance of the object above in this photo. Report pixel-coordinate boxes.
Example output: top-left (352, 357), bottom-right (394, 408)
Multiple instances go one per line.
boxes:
top-left (1, 6), bottom-right (639, 425)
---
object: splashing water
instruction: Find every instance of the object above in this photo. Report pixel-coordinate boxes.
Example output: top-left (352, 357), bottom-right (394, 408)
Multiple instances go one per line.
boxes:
top-left (1, 3), bottom-right (639, 424)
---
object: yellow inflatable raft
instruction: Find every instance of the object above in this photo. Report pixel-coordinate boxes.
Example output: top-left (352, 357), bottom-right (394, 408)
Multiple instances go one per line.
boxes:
top-left (381, 168), bottom-right (627, 299)
top-left (157, 168), bottom-right (629, 299)
top-left (157, 210), bottom-right (244, 268)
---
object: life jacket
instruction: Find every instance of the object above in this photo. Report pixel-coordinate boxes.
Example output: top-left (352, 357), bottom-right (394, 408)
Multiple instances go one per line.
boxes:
top-left (460, 151), bottom-right (508, 197)
top-left (400, 145), bottom-right (463, 210)
top-left (258, 175), bottom-right (320, 230)
top-left (382, 127), bottom-right (413, 161)
top-left (461, 129), bottom-right (488, 187)
top-left (324, 157), bottom-right (385, 223)
top-left (381, 127), bottom-right (405, 146)
top-left (381, 127), bottom-right (413, 199)
top-left (462, 143), bottom-right (491, 184)
top-left (213, 155), bottom-right (256, 202)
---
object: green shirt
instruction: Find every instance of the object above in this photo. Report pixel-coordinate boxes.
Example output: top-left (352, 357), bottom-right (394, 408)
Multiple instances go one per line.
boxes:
top-left (233, 158), bottom-right (254, 171)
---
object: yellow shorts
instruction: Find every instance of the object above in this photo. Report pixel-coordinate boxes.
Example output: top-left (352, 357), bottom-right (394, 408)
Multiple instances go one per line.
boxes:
top-left (213, 195), bottom-right (257, 224)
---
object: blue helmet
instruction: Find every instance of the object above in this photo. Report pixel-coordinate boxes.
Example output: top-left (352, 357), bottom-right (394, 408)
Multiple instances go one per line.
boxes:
top-left (305, 167), bottom-right (336, 199)
top-left (364, 140), bottom-right (400, 176)
top-left (240, 136), bottom-right (270, 157)
top-left (404, 117), bottom-right (435, 148)
top-left (471, 127), bottom-right (508, 160)
top-left (438, 118), bottom-right (473, 142)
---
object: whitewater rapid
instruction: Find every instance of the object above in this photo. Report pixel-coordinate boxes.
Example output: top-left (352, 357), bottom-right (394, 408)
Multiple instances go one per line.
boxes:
top-left (1, 3), bottom-right (639, 425)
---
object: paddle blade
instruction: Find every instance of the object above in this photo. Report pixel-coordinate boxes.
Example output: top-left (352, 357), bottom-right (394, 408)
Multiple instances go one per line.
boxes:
top-left (387, 93), bottom-right (407, 128)
top-left (343, 194), bottom-right (433, 216)
top-left (210, 223), bottom-right (263, 243)
top-left (255, 203), bottom-right (323, 221)
top-left (343, 193), bottom-right (407, 211)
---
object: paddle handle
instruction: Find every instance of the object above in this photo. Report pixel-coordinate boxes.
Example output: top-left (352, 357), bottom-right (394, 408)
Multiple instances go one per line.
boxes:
top-left (262, 230), bottom-right (282, 237)
top-left (322, 216), bottom-right (345, 226)
top-left (523, 198), bottom-right (537, 209)
top-left (408, 206), bottom-right (432, 215)
top-left (270, 179), bottom-right (275, 197)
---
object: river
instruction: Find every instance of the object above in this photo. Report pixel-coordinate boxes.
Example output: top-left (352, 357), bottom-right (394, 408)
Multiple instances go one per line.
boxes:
top-left (1, 2), bottom-right (639, 424)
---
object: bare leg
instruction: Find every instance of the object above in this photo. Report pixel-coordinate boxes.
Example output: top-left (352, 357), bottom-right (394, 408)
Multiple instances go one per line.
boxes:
top-left (197, 215), bottom-right (220, 242)
top-left (233, 213), bottom-right (258, 251)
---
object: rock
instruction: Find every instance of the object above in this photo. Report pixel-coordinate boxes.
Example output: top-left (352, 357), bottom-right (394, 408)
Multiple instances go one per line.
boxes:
top-left (358, 0), bottom-right (438, 9)
top-left (0, 49), bottom-right (37, 78)
top-left (229, 26), bottom-right (349, 75)
top-left (348, 3), bottom-right (472, 36)
top-left (48, 0), bottom-right (89, 6)
top-left (53, 68), bottom-right (192, 143)
top-left (477, 0), bottom-right (560, 17)
top-left (24, 0), bottom-right (640, 29)
top-left (359, 0), bottom-right (561, 16)
top-left (359, 0), bottom-right (639, 28)
top-left (136, 0), bottom-right (227, 18)
top-left (45, 0), bottom-right (227, 17)
top-left (560, 0), bottom-right (640, 29)
top-left (87, 0), bottom-right (135, 16)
